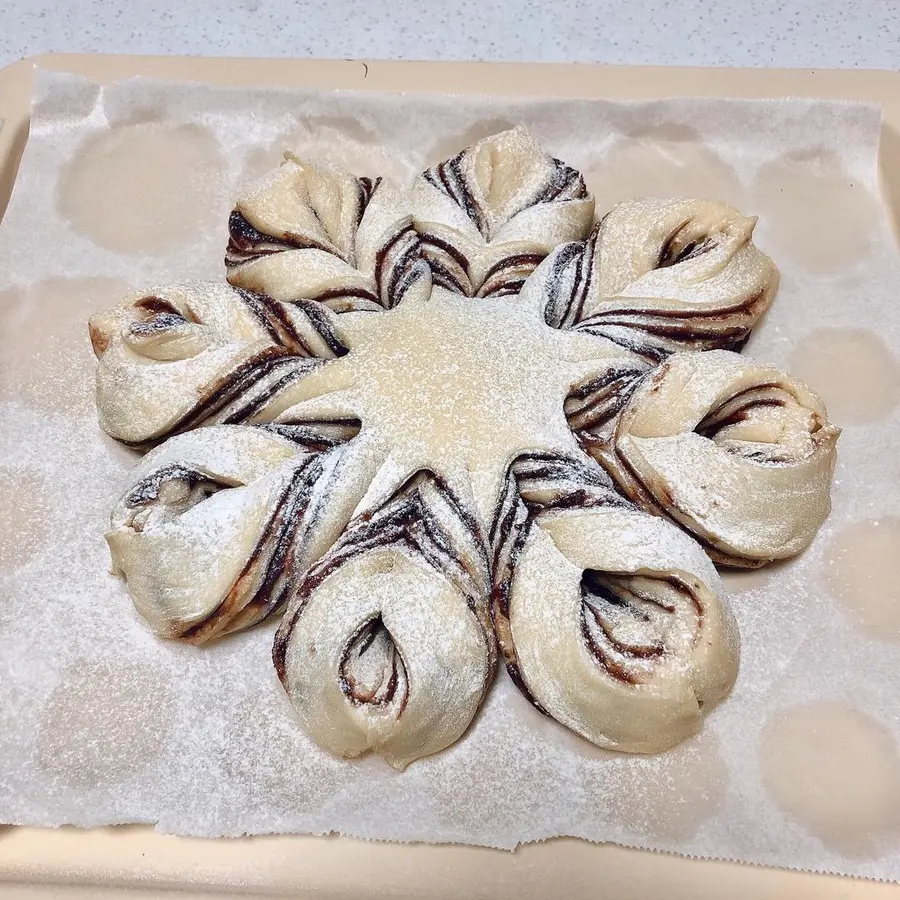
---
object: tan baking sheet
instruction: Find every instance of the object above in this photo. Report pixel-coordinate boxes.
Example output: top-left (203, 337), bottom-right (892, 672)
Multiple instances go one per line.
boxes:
top-left (1, 54), bottom-right (900, 895)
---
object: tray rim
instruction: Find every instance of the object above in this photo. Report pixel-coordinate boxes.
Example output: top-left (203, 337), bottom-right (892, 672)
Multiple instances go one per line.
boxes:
top-left (3, 53), bottom-right (900, 234)
top-left (1, 52), bottom-right (899, 900)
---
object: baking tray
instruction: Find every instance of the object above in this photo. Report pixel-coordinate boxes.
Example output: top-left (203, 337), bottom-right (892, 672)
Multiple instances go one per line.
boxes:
top-left (1, 54), bottom-right (899, 900)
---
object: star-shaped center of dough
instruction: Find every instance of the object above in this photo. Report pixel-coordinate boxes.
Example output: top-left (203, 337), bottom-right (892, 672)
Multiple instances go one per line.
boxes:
top-left (276, 289), bottom-right (623, 525)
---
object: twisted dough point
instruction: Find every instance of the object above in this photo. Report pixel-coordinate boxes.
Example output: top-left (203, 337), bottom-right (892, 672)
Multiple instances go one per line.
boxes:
top-left (523, 197), bottom-right (778, 360)
top-left (107, 425), bottom-right (379, 643)
top-left (585, 350), bottom-right (840, 567)
top-left (505, 506), bottom-right (739, 754)
top-left (412, 126), bottom-right (595, 297)
top-left (226, 155), bottom-right (426, 311)
top-left (274, 473), bottom-right (495, 769)
top-left (89, 282), bottom-right (350, 446)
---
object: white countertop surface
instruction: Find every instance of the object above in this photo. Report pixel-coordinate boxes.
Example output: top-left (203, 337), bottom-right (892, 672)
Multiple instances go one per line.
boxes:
top-left (2, 0), bottom-right (899, 72)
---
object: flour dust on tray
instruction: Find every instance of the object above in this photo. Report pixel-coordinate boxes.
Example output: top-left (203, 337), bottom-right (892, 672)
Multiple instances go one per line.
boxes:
top-left (88, 126), bottom-right (839, 767)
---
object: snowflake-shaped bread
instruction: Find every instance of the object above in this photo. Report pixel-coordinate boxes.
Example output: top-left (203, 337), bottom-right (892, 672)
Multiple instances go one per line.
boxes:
top-left (90, 127), bottom-right (839, 768)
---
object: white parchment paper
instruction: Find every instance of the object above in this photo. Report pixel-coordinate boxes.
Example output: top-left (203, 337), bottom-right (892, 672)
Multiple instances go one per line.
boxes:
top-left (2, 70), bottom-right (900, 881)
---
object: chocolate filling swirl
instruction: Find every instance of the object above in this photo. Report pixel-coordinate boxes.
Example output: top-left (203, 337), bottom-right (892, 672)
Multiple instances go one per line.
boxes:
top-left (124, 464), bottom-right (237, 528)
top-left (579, 571), bottom-right (702, 686)
top-left (412, 127), bottom-right (594, 298)
top-left (122, 348), bottom-right (320, 449)
top-left (421, 152), bottom-right (588, 242)
top-left (225, 209), bottom-right (339, 268)
top-left (339, 616), bottom-right (409, 710)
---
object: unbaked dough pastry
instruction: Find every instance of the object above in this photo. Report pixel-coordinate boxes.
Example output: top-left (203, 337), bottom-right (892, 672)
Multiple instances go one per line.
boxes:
top-left (582, 350), bottom-right (840, 567)
top-left (93, 127), bottom-right (840, 765)
top-left (521, 197), bottom-right (779, 362)
top-left (89, 282), bottom-right (351, 446)
top-left (226, 155), bottom-right (426, 311)
top-left (411, 126), bottom-right (595, 297)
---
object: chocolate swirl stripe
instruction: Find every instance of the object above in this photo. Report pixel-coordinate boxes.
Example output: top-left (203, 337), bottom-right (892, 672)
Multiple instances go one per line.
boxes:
top-left (578, 570), bottom-right (707, 686)
top-left (123, 462), bottom-right (236, 508)
top-left (564, 363), bottom-right (648, 432)
top-left (488, 485), bottom-right (536, 708)
top-left (419, 233), bottom-right (473, 295)
top-left (137, 348), bottom-right (319, 447)
top-left (126, 295), bottom-right (196, 333)
top-left (289, 297), bottom-right (351, 357)
top-left (423, 150), bottom-right (489, 239)
top-left (303, 286), bottom-right (382, 312)
top-left (273, 470), bottom-right (496, 769)
top-left (574, 295), bottom-right (766, 359)
top-left (535, 158), bottom-right (590, 204)
top-left (374, 225), bottom-right (424, 310)
top-left (261, 419), bottom-right (361, 453)
top-left (578, 325), bottom-right (672, 364)
top-left (581, 573), bottom-right (671, 686)
top-left (225, 209), bottom-right (339, 269)
top-left (357, 175), bottom-right (382, 219)
top-left (478, 253), bottom-right (545, 299)
top-left (235, 287), bottom-right (315, 356)
top-left (586, 437), bottom-right (675, 526)
top-left (536, 238), bottom-right (595, 329)
top-left (695, 381), bottom-right (815, 463)
top-left (488, 453), bottom-right (631, 710)
top-left (489, 452), bottom-right (631, 591)
top-left (179, 454), bottom-right (327, 642)
top-left (338, 616), bottom-right (408, 710)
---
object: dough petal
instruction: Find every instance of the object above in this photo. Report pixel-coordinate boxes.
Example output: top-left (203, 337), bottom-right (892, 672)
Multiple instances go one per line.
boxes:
top-left (107, 425), bottom-right (377, 643)
top-left (89, 282), bottom-right (350, 445)
top-left (274, 472), bottom-right (495, 768)
top-left (502, 506), bottom-right (739, 753)
top-left (523, 198), bottom-right (778, 360)
top-left (586, 349), bottom-right (840, 566)
top-left (226, 157), bottom-right (426, 310)
top-left (412, 126), bottom-right (594, 297)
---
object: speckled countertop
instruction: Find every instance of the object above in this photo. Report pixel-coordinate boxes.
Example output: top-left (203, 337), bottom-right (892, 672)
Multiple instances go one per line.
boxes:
top-left (2, 0), bottom-right (899, 70)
